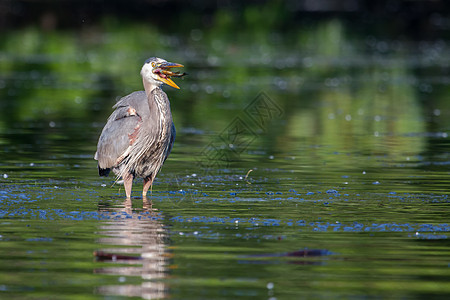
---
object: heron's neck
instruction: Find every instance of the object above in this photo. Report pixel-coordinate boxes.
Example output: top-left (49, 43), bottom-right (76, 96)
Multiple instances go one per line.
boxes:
top-left (143, 78), bottom-right (160, 98)
top-left (143, 79), bottom-right (170, 124)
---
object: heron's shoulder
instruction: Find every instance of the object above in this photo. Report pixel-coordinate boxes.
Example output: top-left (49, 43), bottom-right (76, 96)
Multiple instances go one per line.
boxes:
top-left (113, 91), bottom-right (146, 108)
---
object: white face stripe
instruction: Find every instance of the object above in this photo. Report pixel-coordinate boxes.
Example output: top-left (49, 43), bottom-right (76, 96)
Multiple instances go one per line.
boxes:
top-left (140, 57), bottom-right (168, 87)
top-left (140, 63), bottom-right (155, 81)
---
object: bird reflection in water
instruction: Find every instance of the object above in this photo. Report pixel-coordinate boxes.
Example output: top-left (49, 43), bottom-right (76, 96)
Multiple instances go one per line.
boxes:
top-left (94, 197), bottom-right (169, 299)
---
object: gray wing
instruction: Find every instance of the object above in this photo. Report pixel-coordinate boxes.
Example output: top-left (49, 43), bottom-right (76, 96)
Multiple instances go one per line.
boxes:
top-left (95, 91), bottom-right (147, 174)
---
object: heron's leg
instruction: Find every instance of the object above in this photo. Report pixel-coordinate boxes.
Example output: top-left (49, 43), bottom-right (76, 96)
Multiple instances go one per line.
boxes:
top-left (123, 173), bottom-right (133, 199)
top-left (143, 196), bottom-right (152, 210)
top-left (143, 177), bottom-right (153, 197)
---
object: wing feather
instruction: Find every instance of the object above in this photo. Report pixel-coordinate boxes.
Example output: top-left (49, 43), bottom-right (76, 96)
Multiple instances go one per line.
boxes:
top-left (95, 92), bottom-right (147, 173)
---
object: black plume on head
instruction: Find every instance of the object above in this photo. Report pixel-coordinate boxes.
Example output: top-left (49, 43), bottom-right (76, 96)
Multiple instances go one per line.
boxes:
top-left (144, 57), bottom-right (158, 64)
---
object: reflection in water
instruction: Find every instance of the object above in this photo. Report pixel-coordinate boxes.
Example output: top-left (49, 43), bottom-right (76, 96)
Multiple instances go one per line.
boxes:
top-left (94, 198), bottom-right (168, 299)
top-left (238, 249), bottom-right (333, 265)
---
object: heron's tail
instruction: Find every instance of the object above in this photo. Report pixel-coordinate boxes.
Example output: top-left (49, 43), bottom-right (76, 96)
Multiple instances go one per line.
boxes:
top-left (98, 166), bottom-right (110, 177)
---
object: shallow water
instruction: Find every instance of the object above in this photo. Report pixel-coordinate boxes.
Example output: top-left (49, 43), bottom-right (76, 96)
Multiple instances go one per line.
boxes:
top-left (1, 20), bottom-right (450, 299)
top-left (1, 126), bottom-right (449, 299)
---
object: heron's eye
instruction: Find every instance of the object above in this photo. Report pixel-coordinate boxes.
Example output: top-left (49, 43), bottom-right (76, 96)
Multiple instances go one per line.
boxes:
top-left (151, 62), bottom-right (156, 68)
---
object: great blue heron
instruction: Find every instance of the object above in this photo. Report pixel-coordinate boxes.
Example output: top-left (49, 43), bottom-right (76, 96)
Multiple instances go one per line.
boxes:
top-left (94, 57), bottom-right (185, 199)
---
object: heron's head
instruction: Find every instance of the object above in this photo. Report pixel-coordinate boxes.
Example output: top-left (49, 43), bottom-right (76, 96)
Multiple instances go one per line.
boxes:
top-left (141, 57), bottom-right (185, 90)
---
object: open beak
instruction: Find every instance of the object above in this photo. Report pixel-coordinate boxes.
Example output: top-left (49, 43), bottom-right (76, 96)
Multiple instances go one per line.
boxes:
top-left (154, 62), bottom-right (185, 89)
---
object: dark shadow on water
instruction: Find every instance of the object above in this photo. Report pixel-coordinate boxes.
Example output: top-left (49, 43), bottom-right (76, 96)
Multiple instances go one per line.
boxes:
top-left (237, 249), bottom-right (333, 265)
top-left (94, 197), bottom-right (169, 299)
